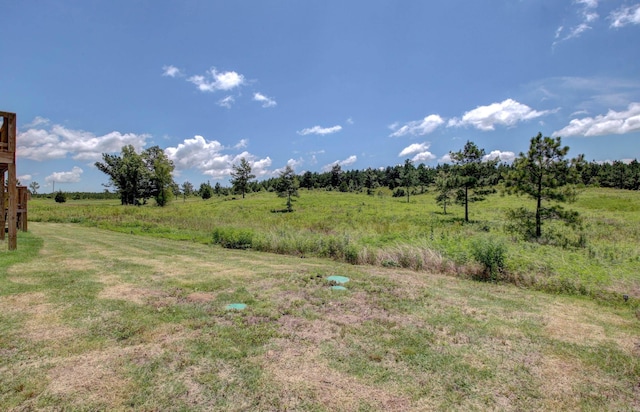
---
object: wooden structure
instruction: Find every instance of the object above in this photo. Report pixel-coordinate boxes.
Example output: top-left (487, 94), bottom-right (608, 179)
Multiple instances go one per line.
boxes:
top-left (1, 111), bottom-right (19, 250)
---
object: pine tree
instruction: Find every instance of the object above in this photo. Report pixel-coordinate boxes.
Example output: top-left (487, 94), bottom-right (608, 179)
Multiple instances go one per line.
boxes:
top-left (230, 158), bottom-right (255, 199)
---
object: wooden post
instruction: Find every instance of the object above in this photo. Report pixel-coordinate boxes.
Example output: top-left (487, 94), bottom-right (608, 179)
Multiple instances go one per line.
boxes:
top-left (0, 169), bottom-right (5, 241)
top-left (7, 113), bottom-right (17, 250)
top-left (0, 112), bottom-right (17, 250)
top-left (8, 164), bottom-right (17, 250)
top-left (18, 186), bottom-right (28, 232)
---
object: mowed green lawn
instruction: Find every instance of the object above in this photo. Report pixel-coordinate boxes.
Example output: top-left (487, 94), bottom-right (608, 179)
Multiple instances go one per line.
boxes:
top-left (1, 223), bottom-right (639, 410)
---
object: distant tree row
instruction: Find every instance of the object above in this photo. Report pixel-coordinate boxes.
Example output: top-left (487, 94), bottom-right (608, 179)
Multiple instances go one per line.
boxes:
top-left (94, 135), bottom-right (636, 243)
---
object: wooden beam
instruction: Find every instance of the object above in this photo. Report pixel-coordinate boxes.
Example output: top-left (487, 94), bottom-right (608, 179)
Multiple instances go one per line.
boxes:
top-left (7, 163), bottom-right (17, 249)
top-left (0, 151), bottom-right (14, 163)
top-left (18, 186), bottom-right (28, 232)
top-left (2, 112), bottom-right (17, 249)
top-left (0, 171), bottom-right (5, 241)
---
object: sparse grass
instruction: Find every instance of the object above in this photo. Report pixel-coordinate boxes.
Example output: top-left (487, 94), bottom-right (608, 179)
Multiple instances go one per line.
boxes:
top-left (28, 187), bottom-right (640, 300)
top-left (1, 223), bottom-right (639, 410)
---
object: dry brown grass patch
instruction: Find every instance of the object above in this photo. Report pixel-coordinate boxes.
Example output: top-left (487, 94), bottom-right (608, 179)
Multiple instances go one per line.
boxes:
top-left (0, 292), bottom-right (47, 312)
top-left (186, 291), bottom-right (217, 303)
top-left (264, 343), bottom-right (413, 411)
top-left (6, 276), bottom-right (40, 285)
top-left (98, 283), bottom-right (163, 305)
top-left (46, 347), bottom-right (132, 406)
top-left (544, 301), bottom-right (637, 352)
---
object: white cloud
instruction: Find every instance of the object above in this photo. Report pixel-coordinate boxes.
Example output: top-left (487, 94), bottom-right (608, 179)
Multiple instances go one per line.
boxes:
top-left (234, 139), bottom-right (248, 149)
top-left (322, 155), bottom-right (357, 172)
top-left (554, 0), bottom-right (600, 45)
top-left (411, 151), bottom-right (436, 163)
top-left (483, 150), bottom-right (516, 163)
top-left (251, 157), bottom-right (273, 177)
top-left (17, 124), bottom-right (149, 162)
top-left (253, 92), bottom-right (277, 108)
top-left (162, 65), bottom-right (182, 77)
top-left (609, 4), bottom-right (640, 28)
top-left (554, 102), bottom-right (640, 136)
top-left (187, 67), bottom-right (245, 92)
top-left (165, 135), bottom-right (271, 179)
top-left (448, 99), bottom-right (551, 131)
top-left (398, 142), bottom-right (430, 157)
top-left (275, 158), bottom-right (303, 175)
top-left (297, 125), bottom-right (342, 136)
top-left (389, 114), bottom-right (444, 137)
top-left (397, 141), bottom-right (436, 162)
top-left (346, 117), bottom-right (354, 125)
top-left (165, 135), bottom-right (224, 170)
top-left (218, 96), bottom-right (235, 108)
top-left (45, 166), bottom-right (83, 184)
top-left (339, 155), bottom-right (357, 167)
top-left (23, 116), bottom-right (50, 128)
top-left (18, 174), bottom-right (32, 182)
top-left (564, 23), bottom-right (592, 40)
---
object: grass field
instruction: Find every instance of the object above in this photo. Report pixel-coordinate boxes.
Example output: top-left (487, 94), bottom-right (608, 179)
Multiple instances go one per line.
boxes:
top-left (28, 187), bottom-right (640, 299)
top-left (1, 223), bottom-right (639, 410)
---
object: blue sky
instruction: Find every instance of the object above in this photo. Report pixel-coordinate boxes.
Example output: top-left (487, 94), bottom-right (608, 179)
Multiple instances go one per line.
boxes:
top-left (2, 1), bottom-right (640, 192)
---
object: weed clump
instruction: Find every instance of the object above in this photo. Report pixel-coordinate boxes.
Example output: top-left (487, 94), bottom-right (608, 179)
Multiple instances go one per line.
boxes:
top-left (212, 227), bottom-right (254, 249)
top-left (470, 237), bottom-right (507, 282)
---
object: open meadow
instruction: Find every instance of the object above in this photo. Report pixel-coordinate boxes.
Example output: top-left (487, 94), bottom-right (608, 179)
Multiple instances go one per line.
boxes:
top-left (1, 222), bottom-right (639, 410)
top-left (28, 187), bottom-right (640, 300)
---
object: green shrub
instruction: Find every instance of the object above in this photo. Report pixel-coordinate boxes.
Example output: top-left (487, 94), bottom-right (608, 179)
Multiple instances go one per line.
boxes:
top-left (470, 237), bottom-right (507, 282)
top-left (212, 227), bottom-right (254, 249)
top-left (55, 191), bottom-right (67, 203)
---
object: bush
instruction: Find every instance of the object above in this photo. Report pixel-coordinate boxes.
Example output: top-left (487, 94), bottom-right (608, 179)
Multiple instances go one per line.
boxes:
top-left (212, 227), bottom-right (254, 249)
top-left (470, 237), bottom-right (507, 282)
top-left (392, 188), bottom-right (406, 198)
top-left (55, 191), bottom-right (67, 203)
top-left (201, 186), bottom-right (213, 200)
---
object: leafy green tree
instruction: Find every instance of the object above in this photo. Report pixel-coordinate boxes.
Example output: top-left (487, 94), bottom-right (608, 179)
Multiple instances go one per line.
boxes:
top-left (29, 181), bottom-right (39, 195)
top-left (230, 157), bottom-right (255, 199)
top-left (363, 168), bottom-right (379, 195)
top-left (96, 145), bottom-right (175, 206)
top-left (385, 165), bottom-right (402, 189)
top-left (300, 171), bottom-right (316, 190)
top-left (450, 141), bottom-right (497, 222)
top-left (276, 165), bottom-right (299, 212)
top-left (435, 169), bottom-right (456, 214)
top-left (96, 145), bottom-right (147, 205)
top-left (142, 146), bottom-right (175, 207)
top-left (330, 164), bottom-right (343, 188)
top-left (199, 182), bottom-right (213, 200)
top-left (416, 163), bottom-right (434, 193)
top-left (505, 133), bottom-right (583, 239)
top-left (400, 159), bottom-right (417, 202)
top-left (181, 181), bottom-right (194, 201)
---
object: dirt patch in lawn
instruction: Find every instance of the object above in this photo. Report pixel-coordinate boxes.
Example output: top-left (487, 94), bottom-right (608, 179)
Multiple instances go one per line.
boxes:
top-left (7, 276), bottom-right (41, 285)
top-left (0, 291), bottom-right (48, 311)
top-left (186, 291), bottom-right (217, 303)
top-left (98, 283), bottom-right (164, 305)
top-left (264, 342), bottom-right (413, 411)
top-left (47, 345), bottom-right (138, 406)
top-left (544, 301), bottom-right (636, 352)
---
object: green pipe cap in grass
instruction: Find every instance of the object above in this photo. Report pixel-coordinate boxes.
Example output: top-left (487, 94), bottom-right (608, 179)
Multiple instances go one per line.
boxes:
top-left (327, 275), bottom-right (350, 284)
top-left (331, 285), bottom-right (348, 291)
top-left (225, 303), bottom-right (247, 310)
